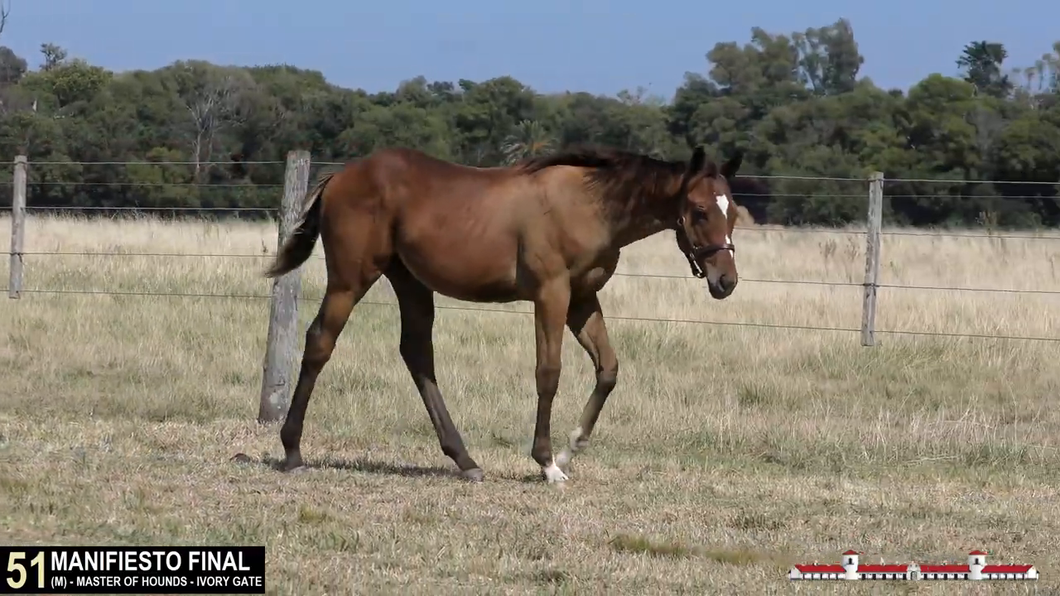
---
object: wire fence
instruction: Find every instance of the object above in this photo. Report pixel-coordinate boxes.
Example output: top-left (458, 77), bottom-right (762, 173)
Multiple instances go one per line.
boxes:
top-left (10, 248), bottom-right (1060, 296)
top-left (5, 156), bottom-right (1060, 349)
top-left (5, 199), bottom-right (1058, 239)
top-left (4, 286), bottom-right (1060, 344)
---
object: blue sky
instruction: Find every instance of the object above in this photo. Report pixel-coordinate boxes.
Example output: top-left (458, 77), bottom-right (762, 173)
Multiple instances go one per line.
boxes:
top-left (2, 0), bottom-right (1058, 100)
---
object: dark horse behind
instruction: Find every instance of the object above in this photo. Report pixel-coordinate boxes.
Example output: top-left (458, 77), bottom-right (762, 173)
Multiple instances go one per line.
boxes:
top-left (257, 144), bottom-right (744, 483)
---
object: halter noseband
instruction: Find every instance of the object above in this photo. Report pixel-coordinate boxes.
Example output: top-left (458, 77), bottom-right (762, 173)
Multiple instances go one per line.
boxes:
top-left (675, 215), bottom-right (736, 279)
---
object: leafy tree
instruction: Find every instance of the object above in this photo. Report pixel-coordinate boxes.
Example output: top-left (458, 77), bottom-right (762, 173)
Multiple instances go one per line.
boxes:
top-left (501, 120), bottom-right (555, 165)
top-left (0, 22), bottom-right (1058, 230)
top-left (957, 41), bottom-right (1013, 98)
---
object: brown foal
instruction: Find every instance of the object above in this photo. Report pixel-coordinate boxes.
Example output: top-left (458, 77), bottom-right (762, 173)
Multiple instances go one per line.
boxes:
top-left (264, 144), bottom-right (742, 483)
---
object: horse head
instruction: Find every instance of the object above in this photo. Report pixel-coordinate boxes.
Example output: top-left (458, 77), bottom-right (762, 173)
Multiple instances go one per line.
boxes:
top-left (674, 146), bottom-right (742, 300)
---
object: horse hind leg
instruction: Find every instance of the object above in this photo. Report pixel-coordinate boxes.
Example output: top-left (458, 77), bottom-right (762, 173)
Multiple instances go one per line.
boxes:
top-left (554, 292), bottom-right (618, 473)
top-left (386, 262), bottom-right (484, 482)
top-left (280, 270), bottom-right (381, 471)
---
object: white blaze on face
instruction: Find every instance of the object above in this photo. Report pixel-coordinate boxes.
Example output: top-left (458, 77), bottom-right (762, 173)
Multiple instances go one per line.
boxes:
top-left (715, 194), bottom-right (733, 248)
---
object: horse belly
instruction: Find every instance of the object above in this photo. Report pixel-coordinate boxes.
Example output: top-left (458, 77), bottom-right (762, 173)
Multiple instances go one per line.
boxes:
top-left (397, 240), bottom-right (521, 303)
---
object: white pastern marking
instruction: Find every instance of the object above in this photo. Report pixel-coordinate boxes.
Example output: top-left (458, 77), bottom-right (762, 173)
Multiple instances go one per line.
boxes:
top-left (543, 461), bottom-right (568, 483)
top-left (716, 193), bottom-right (734, 247)
top-left (555, 426), bottom-right (585, 469)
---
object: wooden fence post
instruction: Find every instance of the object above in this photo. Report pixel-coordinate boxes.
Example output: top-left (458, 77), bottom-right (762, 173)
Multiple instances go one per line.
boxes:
top-left (860, 171), bottom-right (884, 347)
top-left (8, 155), bottom-right (27, 299)
top-left (258, 150), bottom-right (311, 423)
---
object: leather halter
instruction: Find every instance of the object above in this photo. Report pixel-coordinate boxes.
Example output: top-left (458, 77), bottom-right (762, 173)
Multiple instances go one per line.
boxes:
top-left (675, 215), bottom-right (736, 279)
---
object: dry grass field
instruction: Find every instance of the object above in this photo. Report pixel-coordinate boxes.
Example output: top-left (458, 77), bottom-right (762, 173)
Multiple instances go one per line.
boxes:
top-left (2, 213), bottom-right (1060, 594)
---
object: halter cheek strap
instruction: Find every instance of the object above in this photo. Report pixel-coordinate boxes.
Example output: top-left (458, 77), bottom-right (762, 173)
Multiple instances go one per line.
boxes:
top-left (675, 216), bottom-right (736, 279)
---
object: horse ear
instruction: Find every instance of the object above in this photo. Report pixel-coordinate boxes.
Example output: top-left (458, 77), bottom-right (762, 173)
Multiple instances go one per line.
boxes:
top-left (687, 146), bottom-right (706, 175)
top-left (720, 151), bottom-right (743, 179)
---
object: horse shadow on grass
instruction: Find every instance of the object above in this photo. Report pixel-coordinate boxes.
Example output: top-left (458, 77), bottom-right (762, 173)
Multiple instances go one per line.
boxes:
top-left (232, 452), bottom-right (548, 484)
top-left (232, 452), bottom-right (455, 479)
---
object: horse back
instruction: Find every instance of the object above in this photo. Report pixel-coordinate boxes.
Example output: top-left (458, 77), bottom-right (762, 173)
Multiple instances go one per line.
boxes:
top-left (387, 153), bottom-right (611, 265)
top-left (322, 148), bottom-right (613, 300)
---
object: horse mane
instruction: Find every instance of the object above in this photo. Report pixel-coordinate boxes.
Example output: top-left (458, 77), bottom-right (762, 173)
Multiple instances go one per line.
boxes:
top-left (519, 146), bottom-right (688, 199)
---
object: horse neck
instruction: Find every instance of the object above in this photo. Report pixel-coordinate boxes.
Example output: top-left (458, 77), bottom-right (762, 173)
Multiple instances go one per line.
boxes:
top-left (603, 182), bottom-right (681, 249)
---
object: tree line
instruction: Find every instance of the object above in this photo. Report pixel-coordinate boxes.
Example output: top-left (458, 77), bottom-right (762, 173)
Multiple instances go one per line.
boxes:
top-left (1, 16), bottom-right (1059, 228)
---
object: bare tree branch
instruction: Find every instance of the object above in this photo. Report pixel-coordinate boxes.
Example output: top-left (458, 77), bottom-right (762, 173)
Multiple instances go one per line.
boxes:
top-left (0, 1), bottom-right (14, 115)
top-left (0, 0), bottom-right (10, 40)
top-left (185, 73), bottom-right (238, 181)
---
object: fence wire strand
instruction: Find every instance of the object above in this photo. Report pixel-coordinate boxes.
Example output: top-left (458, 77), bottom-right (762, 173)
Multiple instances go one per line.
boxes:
top-left (881, 230), bottom-right (1060, 240)
top-left (7, 249), bottom-right (1060, 296)
top-left (20, 205), bottom-right (279, 213)
top-left (885, 176), bottom-right (1060, 186)
top-left (11, 203), bottom-right (1060, 241)
top-left (30, 182), bottom-right (285, 188)
top-left (27, 160), bottom-right (288, 166)
top-left (7, 287), bottom-right (1060, 343)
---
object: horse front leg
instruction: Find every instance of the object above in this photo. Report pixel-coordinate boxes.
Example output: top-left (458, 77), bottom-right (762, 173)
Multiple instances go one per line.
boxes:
top-left (530, 278), bottom-right (571, 483)
top-left (554, 292), bottom-right (618, 472)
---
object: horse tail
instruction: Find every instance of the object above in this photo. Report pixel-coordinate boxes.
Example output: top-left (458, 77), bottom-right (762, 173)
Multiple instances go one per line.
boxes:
top-left (264, 171), bottom-right (335, 278)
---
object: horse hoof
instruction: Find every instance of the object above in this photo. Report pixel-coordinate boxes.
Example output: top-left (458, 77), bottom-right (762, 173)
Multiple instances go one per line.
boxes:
top-left (279, 451), bottom-right (305, 472)
top-left (281, 458), bottom-right (307, 473)
top-left (286, 465), bottom-right (311, 475)
top-left (542, 464), bottom-right (568, 484)
top-left (460, 468), bottom-right (485, 483)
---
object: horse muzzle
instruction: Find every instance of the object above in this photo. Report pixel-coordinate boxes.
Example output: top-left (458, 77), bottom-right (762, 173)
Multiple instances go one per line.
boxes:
top-left (682, 243), bottom-right (735, 278)
top-left (682, 242), bottom-right (737, 300)
top-left (707, 274), bottom-right (737, 300)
